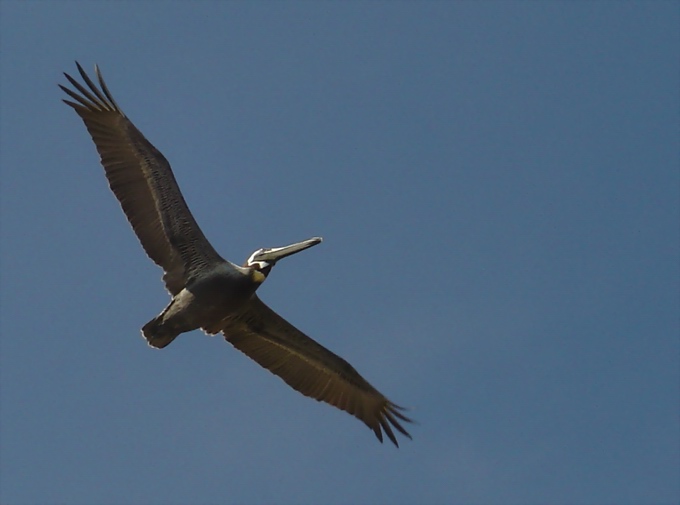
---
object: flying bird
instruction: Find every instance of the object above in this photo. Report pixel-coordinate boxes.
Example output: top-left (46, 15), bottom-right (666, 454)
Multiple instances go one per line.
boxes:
top-left (59, 62), bottom-right (412, 446)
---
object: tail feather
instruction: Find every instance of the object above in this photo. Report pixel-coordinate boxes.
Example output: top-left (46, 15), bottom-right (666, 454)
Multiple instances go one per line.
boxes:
top-left (142, 316), bottom-right (179, 349)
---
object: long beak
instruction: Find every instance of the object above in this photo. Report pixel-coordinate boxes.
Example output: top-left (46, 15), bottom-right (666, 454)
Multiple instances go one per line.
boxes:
top-left (255, 237), bottom-right (322, 263)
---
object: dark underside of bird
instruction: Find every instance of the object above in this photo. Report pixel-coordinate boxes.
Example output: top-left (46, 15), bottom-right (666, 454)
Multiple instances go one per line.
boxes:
top-left (59, 62), bottom-right (413, 446)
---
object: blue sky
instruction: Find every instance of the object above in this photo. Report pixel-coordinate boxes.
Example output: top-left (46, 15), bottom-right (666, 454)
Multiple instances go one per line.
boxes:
top-left (1, 2), bottom-right (678, 504)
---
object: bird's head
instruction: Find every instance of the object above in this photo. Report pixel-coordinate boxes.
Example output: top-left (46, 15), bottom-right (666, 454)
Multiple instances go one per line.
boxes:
top-left (245, 236), bottom-right (322, 283)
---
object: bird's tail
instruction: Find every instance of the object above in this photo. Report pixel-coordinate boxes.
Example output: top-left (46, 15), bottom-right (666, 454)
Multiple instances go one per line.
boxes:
top-left (142, 316), bottom-right (179, 349)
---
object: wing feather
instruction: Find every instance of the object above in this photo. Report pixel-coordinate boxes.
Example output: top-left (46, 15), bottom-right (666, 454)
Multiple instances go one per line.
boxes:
top-left (217, 295), bottom-right (412, 446)
top-left (60, 62), bottom-right (223, 293)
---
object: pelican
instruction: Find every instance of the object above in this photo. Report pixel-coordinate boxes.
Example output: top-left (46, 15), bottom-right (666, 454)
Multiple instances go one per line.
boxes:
top-left (59, 63), bottom-right (411, 446)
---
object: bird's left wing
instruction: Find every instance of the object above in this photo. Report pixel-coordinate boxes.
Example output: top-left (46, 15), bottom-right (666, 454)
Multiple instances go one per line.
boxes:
top-left (59, 63), bottom-right (224, 294)
top-left (213, 295), bottom-right (412, 446)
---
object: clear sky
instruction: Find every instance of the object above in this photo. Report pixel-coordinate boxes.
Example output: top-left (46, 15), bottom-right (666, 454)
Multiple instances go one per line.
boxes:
top-left (1, 2), bottom-right (678, 504)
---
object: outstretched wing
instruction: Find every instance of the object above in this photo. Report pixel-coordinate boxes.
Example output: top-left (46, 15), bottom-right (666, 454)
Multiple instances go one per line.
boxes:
top-left (59, 62), bottom-right (224, 294)
top-left (215, 295), bottom-right (412, 446)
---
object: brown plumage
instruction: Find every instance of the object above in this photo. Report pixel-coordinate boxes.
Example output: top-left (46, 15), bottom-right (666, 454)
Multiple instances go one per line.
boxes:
top-left (60, 62), bottom-right (412, 446)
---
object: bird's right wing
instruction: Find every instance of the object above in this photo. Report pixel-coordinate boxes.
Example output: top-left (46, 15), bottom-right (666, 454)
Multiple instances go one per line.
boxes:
top-left (215, 295), bottom-right (412, 446)
top-left (59, 63), bottom-right (224, 294)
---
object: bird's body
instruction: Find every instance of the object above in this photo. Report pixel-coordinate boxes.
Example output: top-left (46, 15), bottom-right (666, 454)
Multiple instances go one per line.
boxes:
top-left (60, 63), bottom-right (412, 446)
top-left (142, 262), bottom-right (258, 348)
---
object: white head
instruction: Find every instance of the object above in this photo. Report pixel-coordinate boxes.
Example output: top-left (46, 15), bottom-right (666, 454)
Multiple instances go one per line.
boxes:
top-left (245, 236), bottom-right (322, 280)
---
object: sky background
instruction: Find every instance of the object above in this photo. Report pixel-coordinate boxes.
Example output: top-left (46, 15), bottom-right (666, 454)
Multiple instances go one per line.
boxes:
top-left (1, 2), bottom-right (678, 504)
